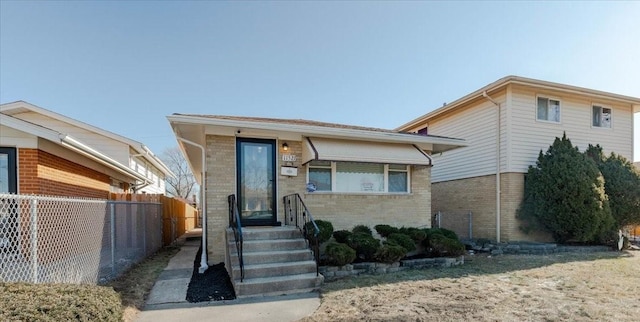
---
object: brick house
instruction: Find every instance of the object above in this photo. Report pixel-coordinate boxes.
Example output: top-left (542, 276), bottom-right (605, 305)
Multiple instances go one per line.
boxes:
top-left (0, 101), bottom-right (172, 198)
top-left (168, 114), bottom-right (465, 295)
top-left (397, 76), bottom-right (640, 243)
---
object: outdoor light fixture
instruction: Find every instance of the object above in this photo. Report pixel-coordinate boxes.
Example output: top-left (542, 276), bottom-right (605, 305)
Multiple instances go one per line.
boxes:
top-left (282, 142), bottom-right (289, 151)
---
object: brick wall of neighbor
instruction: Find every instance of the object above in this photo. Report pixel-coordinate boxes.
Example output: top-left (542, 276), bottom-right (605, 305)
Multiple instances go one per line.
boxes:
top-left (432, 173), bottom-right (552, 242)
top-left (205, 135), bottom-right (236, 266)
top-left (18, 148), bottom-right (111, 198)
top-left (302, 165), bottom-right (432, 232)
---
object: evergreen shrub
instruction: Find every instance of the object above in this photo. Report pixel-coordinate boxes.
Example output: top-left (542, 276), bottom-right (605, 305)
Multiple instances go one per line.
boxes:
top-left (324, 242), bottom-right (356, 266)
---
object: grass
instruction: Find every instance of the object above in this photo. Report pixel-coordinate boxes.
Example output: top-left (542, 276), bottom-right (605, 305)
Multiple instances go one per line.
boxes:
top-left (303, 250), bottom-right (640, 321)
top-left (0, 283), bottom-right (122, 321)
top-left (107, 246), bottom-right (179, 322)
top-left (0, 246), bottom-right (178, 322)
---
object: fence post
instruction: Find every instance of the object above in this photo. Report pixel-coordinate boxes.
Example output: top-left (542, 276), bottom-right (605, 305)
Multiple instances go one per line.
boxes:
top-left (110, 202), bottom-right (116, 276)
top-left (30, 198), bottom-right (38, 283)
top-left (468, 211), bottom-right (473, 240)
top-left (142, 203), bottom-right (147, 256)
top-left (437, 211), bottom-right (441, 228)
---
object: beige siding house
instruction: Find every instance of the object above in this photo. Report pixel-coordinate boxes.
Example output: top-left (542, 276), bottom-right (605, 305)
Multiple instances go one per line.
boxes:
top-left (397, 76), bottom-right (640, 243)
top-left (168, 114), bottom-right (465, 295)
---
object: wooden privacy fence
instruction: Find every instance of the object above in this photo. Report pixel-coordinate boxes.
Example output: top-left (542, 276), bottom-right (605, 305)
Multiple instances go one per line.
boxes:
top-left (109, 193), bottom-right (199, 246)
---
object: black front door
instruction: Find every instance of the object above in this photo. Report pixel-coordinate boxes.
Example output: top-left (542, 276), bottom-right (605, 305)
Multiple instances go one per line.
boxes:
top-left (236, 138), bottom-right (277, 226)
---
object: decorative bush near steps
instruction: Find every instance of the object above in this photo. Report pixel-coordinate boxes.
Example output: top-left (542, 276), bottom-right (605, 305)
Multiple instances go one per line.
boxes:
top-left (319, 221), bottom-right (466, 269)
top-left (319, 256), bottom-right (465, 280)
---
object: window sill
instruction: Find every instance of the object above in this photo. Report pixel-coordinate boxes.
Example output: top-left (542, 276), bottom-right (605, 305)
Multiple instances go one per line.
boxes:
top-left (535, 119), bottom-right (561, 125)
top-left (304, 191), bottom-right (412, 196)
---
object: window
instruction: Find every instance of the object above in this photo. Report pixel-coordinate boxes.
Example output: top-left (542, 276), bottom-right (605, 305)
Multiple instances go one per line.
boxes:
top-left (388, 164), bottom-right (408, 192)
top-left (0, 147), bottom-right (17, 194)
top-left (537, 97), bottom-right (560, 122)
top-left (307, 161), bottom-right (409, 193)
top-left (592, 105), bottom-right (611, 128)
top-left (308, 161), bottom-right (332, 191)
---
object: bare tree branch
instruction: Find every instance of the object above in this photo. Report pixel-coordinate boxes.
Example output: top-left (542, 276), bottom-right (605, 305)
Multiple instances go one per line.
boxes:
top-left (161, 147), bottom-right (198, 202)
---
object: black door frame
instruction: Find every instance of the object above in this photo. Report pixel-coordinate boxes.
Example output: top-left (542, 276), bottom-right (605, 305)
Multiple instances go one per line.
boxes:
top-left (236, 138), bottom-right (277, 226)
top-left (0, 147), bottom-right (17, 194)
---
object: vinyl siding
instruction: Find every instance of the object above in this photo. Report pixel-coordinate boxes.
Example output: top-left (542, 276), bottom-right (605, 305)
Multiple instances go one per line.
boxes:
top-left (412, 93), bottom-right (505, 183)
top-left (508, 85), bottom-right (634, 173)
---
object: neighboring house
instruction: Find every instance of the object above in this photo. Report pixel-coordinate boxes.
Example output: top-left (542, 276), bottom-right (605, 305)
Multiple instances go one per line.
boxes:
top-left (0, 101), bottom-right (173, 198)
top-left (397, 76), bottom-right (640, 243)
top-left (168, 114), bottom-right (465, 295)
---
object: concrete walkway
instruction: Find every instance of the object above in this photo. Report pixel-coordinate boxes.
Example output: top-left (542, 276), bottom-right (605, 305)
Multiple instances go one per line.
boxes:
top-left (136, 229), bottom-right (321, 322)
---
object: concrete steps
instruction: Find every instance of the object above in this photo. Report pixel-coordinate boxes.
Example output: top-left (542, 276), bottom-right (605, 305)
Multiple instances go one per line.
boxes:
top-left (226, 226), bottom-right (323, 297)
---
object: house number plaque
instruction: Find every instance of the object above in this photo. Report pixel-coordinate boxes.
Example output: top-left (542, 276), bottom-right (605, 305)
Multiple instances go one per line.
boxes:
top-left (282, 154), bottom-right (297, 162)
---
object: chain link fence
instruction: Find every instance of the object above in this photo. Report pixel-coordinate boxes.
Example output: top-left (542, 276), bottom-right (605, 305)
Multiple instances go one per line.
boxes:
top-left (0, 194), bottom-right (162, 284)
top-left (432, 211), bottom-right (473, 239)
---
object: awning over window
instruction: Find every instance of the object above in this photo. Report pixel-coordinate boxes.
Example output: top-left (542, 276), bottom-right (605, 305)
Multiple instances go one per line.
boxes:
top-left (302, 137), bottom-right (432, 166)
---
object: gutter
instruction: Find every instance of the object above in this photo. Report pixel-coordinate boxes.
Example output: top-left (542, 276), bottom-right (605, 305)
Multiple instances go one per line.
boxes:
top-left (59, 134), bottom-right (150, 185)
top-left (482, 91), bottom-right (501, 243)
top-left (168, 115), bottom-right (467, 152)
top-left (176, 136), bottom-right (208, 274)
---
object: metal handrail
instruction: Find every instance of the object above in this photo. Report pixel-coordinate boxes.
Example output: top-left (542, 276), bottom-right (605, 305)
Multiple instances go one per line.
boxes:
top-left (283, 193), bottom-right (320, 276)
top-left (228, 194), bottom-right (244, 282)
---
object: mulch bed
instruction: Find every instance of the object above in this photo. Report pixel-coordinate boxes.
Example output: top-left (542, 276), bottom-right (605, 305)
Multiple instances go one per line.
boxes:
top-left (185, 245), bottom-right (236, 302)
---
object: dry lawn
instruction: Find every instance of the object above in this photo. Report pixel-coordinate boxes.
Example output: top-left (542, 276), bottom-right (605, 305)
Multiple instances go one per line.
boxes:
top-left (304, 251), bottom-right (640, 321)
top-left (107, 246), bottom-right (179, 322)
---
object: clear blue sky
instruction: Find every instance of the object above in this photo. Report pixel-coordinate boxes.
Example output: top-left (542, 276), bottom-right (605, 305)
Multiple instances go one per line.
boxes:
top-left (1, 1), bottom-right (639, 161)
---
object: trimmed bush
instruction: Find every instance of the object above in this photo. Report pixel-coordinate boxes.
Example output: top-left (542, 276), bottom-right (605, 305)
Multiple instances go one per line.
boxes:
top-left (352, 225), bottom-right (373, 236)
top-left (306, 220), bottom-right (334, 244)
top-left (398, 227), bottom-right (427, 243)
top-left (375, 244), bottom-right (407, 263)
top-left (387, 233), bottom-right (416, 252)
top-left (423, 228), bottom-right (459, 242)
top-left (347, 232), bottom-right (381, 261)
top-left (0, 283), bottom-right (122, 322)
top-left (375, 224), bottom-right (399, 237)
top-left (332, 230), bottom-right (352, 244)
top-left (324, 242), bottom-right (356, 266)
top-left (427, 234), bottom-right (465, 257)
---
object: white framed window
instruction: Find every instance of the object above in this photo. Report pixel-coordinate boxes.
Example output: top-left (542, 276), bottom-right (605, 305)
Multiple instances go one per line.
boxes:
top-left (308, 161), bottom-right (332, 191)
top-left (592, 105), bottom-right (612, 128)
top-left (387, 164), bottom-right (409, 193)
top-left (536, 96), bottom-right (561, 123)
top-left (307, 161), bottom-right (410, 193)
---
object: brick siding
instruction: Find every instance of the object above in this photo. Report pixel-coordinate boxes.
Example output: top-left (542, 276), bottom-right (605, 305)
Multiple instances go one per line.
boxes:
top-left (18, 148), bottom-right (111, 198)
top-left (432, 173), bottom-right (552, 242)
top-left (206, 136), bottom-right (433, 267)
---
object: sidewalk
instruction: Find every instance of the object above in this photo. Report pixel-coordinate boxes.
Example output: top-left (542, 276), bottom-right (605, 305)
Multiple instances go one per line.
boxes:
top-left (136, 229), bottom-right (321, 322)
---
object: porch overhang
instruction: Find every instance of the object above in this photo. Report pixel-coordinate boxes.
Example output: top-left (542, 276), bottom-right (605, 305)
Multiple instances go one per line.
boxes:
top-left (302, 137), bottom-right (432, 166)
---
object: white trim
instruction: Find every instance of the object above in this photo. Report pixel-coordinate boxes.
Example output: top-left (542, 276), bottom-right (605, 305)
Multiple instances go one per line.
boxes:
top-left (168, 114), bottom-right (467, 153)
top-left (534, 95), bottom-right (562, 124)
top-left (591, 103), bottom-right (613, 129)
top-left (0, 113), bottom-right (147, 182)
top-left (0, 101), bottom-right (174, 178)
top-left (396, 75), bottom-right (640, 131)
top-left (307, 161), bottom-right (411, 194)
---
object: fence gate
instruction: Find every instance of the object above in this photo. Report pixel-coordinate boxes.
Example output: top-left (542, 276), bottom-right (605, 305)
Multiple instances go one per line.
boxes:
top-left (432, 211), bottom-right (473, 239)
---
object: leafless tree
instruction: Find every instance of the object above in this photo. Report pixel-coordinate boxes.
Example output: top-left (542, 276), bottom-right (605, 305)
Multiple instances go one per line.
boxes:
top-left (161, 147), bottom-right (198, 202)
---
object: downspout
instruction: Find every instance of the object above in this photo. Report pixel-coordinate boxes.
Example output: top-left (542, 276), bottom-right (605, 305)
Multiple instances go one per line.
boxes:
top-left (482, 91), bottom-right (501, 243)
top-left (177, 137), bottom-right (208, 274)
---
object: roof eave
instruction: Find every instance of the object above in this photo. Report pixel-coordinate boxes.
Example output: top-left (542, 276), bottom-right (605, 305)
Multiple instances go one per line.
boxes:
top-left (396, 75), bottom-right (640, 131)
top-left (167, 114), bottom-right (467, 149)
